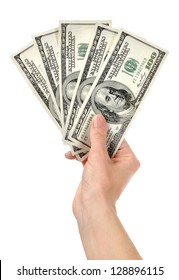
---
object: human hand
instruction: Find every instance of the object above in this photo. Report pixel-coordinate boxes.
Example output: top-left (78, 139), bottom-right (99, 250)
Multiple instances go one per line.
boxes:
top-left (65, 114), bottom-right (140, 222)
top-left (65, 114), bottom-right (141, 259)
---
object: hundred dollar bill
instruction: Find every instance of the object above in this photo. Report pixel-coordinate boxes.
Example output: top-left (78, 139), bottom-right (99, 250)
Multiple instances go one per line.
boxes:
top-left (12, 43), bottom-right (62, 130)
top-left (33, 27), bottom-right (86, 155)
top-left (33, 28), bottom-right (62, 121)
top-left (64, 24), bottom-right (119, 148)
top-left (59, 20), bottom-right (112, 128)
top-left (70, 30), bottom-right (167, 158)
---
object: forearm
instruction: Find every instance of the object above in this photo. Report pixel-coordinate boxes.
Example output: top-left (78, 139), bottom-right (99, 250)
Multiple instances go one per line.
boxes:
top-left (77, 199), bottom-right (142, 260)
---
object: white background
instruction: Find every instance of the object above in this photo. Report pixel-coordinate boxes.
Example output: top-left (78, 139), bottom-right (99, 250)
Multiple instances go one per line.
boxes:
top-left (0, 0), bottom-right (179, 278)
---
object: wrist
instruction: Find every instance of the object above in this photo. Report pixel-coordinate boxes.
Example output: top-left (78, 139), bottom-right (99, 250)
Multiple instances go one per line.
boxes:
top-left (75, 199), bottom-right (125, 260)
top-left (74, 195), bottom-right (117, 231)
top-left (73, 191), bottom-right (142, 260)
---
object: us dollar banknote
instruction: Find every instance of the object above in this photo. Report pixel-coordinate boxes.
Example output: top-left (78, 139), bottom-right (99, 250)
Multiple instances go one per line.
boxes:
top-left (33, 27), bottom-right (86, 154)
top-left (70, 30), bottom-right (167, 158)
top-left (33, 28), bottom-right (62, 121)
top-left (64, 24), bottom-right (119, 149)
top-left (12, 43), bottom-right (62, 130)
top-left (59, 20), bottom-right (112, 127)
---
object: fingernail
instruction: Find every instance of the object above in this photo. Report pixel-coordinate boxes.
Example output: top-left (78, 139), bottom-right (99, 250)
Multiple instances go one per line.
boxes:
top-left (93, 114), bottom-right (105, 128)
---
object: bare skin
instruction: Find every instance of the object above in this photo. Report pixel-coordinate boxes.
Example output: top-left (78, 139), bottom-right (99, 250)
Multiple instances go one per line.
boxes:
top-left (65, 114), bottom-right (142, 260)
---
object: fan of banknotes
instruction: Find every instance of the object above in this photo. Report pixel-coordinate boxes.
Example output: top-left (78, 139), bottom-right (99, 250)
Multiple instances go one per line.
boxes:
top-left (12, 20), bottom-right (167, 161)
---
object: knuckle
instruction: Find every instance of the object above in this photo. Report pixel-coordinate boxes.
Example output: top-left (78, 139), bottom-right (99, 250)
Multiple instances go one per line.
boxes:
top-left (129, 154), bottom-right (141, 173)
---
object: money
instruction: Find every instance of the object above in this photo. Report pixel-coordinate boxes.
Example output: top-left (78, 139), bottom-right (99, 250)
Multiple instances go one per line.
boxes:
top-left (12, 21), bottom-right (167, 161)
top-left (58, 20), bottom-right (112, 127)
top-left (64, 24), bottom-right (119, 148)
top-left (33, 26), bottom-right (88, 154)
top-left (33, 28), bottom-right (62, 122)
top-left (70, 30), bottom-right (167, 158)
top-left (12, 43), bottom-right (62, 130)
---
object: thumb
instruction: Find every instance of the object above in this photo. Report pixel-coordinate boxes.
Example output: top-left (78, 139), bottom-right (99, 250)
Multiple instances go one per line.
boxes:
top-left (89, 114), bottom-right (109, 159)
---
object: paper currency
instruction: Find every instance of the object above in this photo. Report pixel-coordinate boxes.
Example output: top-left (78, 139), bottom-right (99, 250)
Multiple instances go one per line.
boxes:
top-left (33, 26), bottom-right (88, 154)
top-left (12, 21), bottom-right (167, 162)
top-left (33, 28), bottom-right (62, 121)
top-left (64, 24), bottom-right (119, 148)
top-left (12, 43), bottom-right (62, 130)
top-left (70, 30), bottom-right (167, 158)
top-left (58, 20), bottom-right (112, 127)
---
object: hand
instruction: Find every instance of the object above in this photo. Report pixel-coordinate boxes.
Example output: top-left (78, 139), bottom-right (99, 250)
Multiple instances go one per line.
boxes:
top-left (65, 114), bottom-right (141, 260)
top-left (65, 114), bottom-right (140, 220)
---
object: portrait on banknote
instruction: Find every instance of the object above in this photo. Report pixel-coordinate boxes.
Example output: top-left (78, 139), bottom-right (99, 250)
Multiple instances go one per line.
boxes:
top-left (90, 80), bottom-right (136, 124)
top-left (62, 71), bottom-right (79, 105)
top-left (76, 77), bottom-right (95, 106)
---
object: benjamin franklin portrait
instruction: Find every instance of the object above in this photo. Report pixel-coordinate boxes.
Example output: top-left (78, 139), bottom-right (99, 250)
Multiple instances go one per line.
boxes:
top-left (91, 81), bottom-right (136, 124)
top-left (76, 77), bottom-right (96, 106)
top-left (62, 71), bottom-right (80, 105)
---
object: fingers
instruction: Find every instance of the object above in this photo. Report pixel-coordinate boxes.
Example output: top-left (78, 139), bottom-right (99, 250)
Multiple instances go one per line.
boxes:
top-left (114, 139), bottom-right (140, 173)
top-left (118, 139), bottom-right (134, 153)
top-left (89, 114), bottom-right (109, 160)
top-left (65, 117), bottom-right (139, 171)
top-left (64, 151), bottom-right (87, 166)
top-left (65, 115), bottom-right (108, 161)
top-left (64, 151), bottom-right (76, 160)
